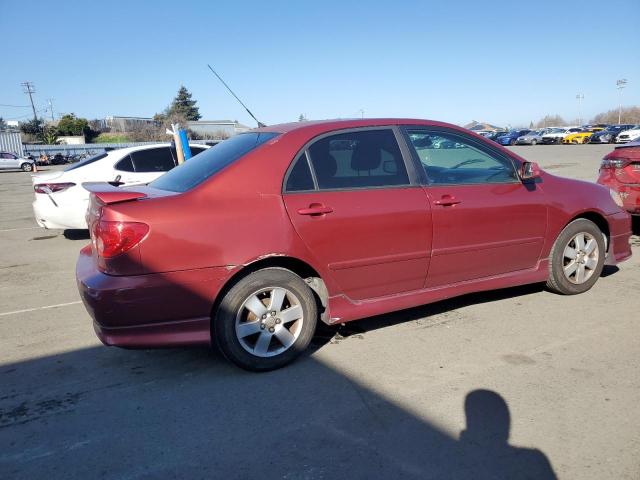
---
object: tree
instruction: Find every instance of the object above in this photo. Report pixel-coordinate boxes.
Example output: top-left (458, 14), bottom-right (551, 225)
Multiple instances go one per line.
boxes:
top-left (57, 114), bottom-right (89, 136)
top-left (534, 115), bottom-right (566, 128)
top-left (165, 86), bottom-right (201, 121)
top-left (298, 114), bottom-right (307, 122)
top-left (20, 118), bottom-right (44, 135)
top-left (41, 126), bottom-right (60, 145)
top-left (591, 106), bottom-right (640, 125)
top-left (0, 117), bottom-right (6, 130)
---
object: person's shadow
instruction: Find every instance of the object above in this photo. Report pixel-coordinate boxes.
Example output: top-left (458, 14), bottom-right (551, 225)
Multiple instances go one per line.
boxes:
top-left (456, 389), bottom-right (557, 479)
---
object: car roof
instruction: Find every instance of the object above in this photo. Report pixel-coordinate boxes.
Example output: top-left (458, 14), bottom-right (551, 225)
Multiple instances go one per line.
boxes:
top-left (105, 142), bottom-right (209, 156)
top-left (252, 118), bottom-right (474, 136)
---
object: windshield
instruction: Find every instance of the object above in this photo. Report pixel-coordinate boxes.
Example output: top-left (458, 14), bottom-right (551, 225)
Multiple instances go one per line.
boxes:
top-left (64, 152), bottom-right (108, 171)
top-left (150, 132), bottom-right (279, 193)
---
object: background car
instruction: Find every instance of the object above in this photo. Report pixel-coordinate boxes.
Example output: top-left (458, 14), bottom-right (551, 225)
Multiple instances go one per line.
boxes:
top-left (616, 127), bottom-right (640, 143)
top-left (516, 129), bottom-right (550, 145)
top-left (597, 140), bottom-right (640, 215)
top-left (32, 143), bottom-right (208, 230)
top-left (496, 129), bottom-right (531, 146)
top-left (562, 127), bottom-right (604, 144)
top-left (589, 124), bottom-right (636, 144)
top-left (541, 127), bottom-right (582, 144)
top-left (484, 130), bottom-right (509, 142)
top-left (76, 118), bottom-right (632, 371)
top-left (0, 151), bottom-right (36, 171)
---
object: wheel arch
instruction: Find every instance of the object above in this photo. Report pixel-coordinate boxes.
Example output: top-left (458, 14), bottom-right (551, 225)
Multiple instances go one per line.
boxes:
top-left (566, 211), bottom-right (610, 252)
top-left (210, 256), bottom-right (330, 330)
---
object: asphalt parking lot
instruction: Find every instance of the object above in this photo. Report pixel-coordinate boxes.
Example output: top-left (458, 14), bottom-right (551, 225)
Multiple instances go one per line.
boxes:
top-left (1, 145), bottom-right (639, 479)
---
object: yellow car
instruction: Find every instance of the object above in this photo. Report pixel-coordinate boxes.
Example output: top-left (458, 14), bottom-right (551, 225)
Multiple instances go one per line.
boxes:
top-left (563, 127), bottom-right (604, 144)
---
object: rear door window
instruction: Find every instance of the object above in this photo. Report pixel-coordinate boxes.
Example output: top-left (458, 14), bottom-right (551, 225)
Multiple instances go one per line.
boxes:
top-left (115, 155), bottom-right (134, 172)
top-left (306, 129), bottom-right (409, 190)
top-left (130, 147), bottom-right (176, 172)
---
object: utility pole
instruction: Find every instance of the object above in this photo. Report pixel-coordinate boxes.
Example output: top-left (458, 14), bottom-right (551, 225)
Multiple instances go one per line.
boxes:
top-left (47, 98), bottom-right (55, 121)
top-left (21, 81), bottom-right (37, 121)
top-left (616, 79), bottom-right (627, 125)
top-left (576, 93), bottom-right (584, 125)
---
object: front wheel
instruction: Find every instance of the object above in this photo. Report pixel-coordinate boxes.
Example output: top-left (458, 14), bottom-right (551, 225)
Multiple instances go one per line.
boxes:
top-left (214, 268), bottom-right (318, 371)
top-left (21, 163), bottom-right (33, 172)
top-left (546, 219), bottom-right (605, 295)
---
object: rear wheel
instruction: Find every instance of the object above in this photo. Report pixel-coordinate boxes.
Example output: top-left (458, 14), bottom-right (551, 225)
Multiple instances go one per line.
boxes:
top-left (509, 139), bottom-right (516, 146)
top-left (546, 219), bottom-right (605, 295)
top-left (21, 163), bottom-right (33, 172)
top-left (531, 139), bottom-right (537, 145)
top-left (213, 268), bottom-right (318, 371)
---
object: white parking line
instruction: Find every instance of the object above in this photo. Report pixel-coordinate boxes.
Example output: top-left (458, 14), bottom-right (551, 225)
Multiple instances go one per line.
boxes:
top-left (0, 226), bottom-right (41, 233)
top-left (0, 301), bottom-right (82, 317)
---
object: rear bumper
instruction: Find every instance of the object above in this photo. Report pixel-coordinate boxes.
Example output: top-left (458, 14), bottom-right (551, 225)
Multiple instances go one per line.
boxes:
top-left (76, 246), bottom-right (230, 348)
top-left (33, 195), bottom-right (88, 230)
top-left (605, 211), bottom-right (633, 265)
top-left (598, 178), bottom-right (640, 215)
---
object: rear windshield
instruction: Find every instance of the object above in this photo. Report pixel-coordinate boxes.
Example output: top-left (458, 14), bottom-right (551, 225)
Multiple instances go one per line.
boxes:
top-left (150, 132), bottom-right (279, 193)
top-left (64, 152), bottom-right (108, 171)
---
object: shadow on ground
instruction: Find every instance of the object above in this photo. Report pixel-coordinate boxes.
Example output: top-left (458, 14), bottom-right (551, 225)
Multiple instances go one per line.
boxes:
top-left (0, 343), bottom-right (556, 479)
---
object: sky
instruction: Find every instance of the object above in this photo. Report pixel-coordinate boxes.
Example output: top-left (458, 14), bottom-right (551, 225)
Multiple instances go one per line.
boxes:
top-left (1, 0), bottom-right (639, 128)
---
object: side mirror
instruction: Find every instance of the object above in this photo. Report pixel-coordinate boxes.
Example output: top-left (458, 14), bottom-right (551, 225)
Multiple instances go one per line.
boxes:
top-left (520, 161), bottom-right (540, 181)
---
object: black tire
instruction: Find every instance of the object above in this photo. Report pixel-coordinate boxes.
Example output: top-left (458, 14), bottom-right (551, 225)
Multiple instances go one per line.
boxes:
top-left (213, 267), bottom-right (318, 371)
top-left (546, 219), bottom-right (605, 295)
top-left (531, 139), bottom-right (537, 145)
top-left (21, 163), bottom-right (33, 172)
top-left (509, 139), bottom-right (516, 146)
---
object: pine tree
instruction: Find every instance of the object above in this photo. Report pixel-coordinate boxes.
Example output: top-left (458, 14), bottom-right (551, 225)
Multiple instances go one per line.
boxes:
top-left (167, 86), bottom-right (201, 121)
top-left (298, 114), bottom-right (307, 122)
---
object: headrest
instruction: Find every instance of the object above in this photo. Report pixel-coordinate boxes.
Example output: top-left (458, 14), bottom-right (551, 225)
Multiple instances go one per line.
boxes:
top-left (310, 140), bottom-right (337, 179)
top-left (351, 142), bottom-right (382, 171)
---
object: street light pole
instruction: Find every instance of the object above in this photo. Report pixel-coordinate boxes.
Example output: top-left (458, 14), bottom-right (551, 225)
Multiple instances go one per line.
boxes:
top-left (576, 94), bottom-right (584, 125)
top-left (616, 79), bottom-right (627, 125)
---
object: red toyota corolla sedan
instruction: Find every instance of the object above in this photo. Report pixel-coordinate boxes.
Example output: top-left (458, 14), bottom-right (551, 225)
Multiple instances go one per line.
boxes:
top-left (77, 119), bottom-right (632, 371)
top-left (597, 141), bottom-right (640, 216)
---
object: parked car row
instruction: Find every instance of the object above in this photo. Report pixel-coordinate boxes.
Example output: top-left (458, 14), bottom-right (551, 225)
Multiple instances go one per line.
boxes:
top-left (477, 124), bottom-right (640, 146)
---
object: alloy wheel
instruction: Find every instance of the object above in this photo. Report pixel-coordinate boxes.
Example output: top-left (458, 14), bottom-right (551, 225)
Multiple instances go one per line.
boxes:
top-left (562, 232), bottom-right (599, 284)
top-left (235, 287), bottom-right (304, 357)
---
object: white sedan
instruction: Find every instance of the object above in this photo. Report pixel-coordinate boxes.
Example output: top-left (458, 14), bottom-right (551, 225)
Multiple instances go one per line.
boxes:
top-left (616, 127), bottom-right (640, 143)
top-left (32, 143), bottom-right (208, 230)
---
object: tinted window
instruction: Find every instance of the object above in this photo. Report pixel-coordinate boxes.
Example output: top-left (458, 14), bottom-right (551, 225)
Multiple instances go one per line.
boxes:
top-left (151, 132), bottom-right (279, 193)
top-left (131, 147), bottom-right (176, 172)
top-left (307, 129), bottom-right (409, 190)
top-left (115, 156), bottom-right (134, 172)
top-left (286, 152), bottom-right (315, 192)
top-left (405, 129), bottom-right (517, 185)
top-left (190, 147), bottom-right (207, 156)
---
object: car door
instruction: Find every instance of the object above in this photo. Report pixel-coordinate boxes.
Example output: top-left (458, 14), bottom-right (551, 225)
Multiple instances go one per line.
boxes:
top-left (283, 127), bottom-right (433, 300)
top-left (0, 152), bottom-right (18, 169)
top-left (127, 147), bottom-right (178, 184)
top-left (402, 127), bottom-right (547, 288)
top-left (0, 153), bottom-right (10, 169)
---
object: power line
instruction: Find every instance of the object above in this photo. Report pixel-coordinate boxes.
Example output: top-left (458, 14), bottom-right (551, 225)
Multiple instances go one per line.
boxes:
top-left (21, 81), bottom-right (38, 121)
top-left (0, 103), bottom-right (31, 108)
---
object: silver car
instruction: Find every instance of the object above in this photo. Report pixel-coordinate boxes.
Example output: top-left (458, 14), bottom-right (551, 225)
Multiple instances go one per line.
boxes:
top-left (516, 129), bottom-right (550, 145)
top-left (0, 152), bottom-right (36, 171)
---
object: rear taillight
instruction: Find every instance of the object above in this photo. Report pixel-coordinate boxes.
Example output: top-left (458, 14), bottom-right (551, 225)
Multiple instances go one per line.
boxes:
top-left (91, 220), bottom-right (149, 258)
top-left (34, 182), bottom-right (76, 194)
top-left (600, 158), bottom-right (630, 169)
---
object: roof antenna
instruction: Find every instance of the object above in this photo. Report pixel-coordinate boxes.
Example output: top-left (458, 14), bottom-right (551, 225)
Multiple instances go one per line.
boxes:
top-left (207, 64), bottom-right (266, 128)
